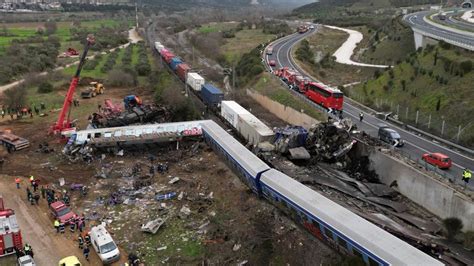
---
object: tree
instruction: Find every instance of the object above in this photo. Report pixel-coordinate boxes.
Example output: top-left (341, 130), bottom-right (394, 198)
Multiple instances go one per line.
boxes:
top-left (44, 21), bottom-right (57, 35)
top-left (443, 217), bottom-right (463, 241)
top-left (3, 86), bottom-right (27, 107)
top-left (435, 97), bottom-right (441, 111)
top-left (38, 82), bottom-right (53, 93)
top-left (460, 60), bottom-right (472, 74)
top-left (401, 80), bottom-right (406, 91)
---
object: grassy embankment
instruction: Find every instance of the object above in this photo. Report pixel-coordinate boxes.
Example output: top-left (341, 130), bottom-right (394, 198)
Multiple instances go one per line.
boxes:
top-left (351, 44), bottom-right (474, 145)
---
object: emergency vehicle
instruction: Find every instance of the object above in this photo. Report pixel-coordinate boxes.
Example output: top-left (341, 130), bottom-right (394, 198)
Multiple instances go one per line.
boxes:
top-left (0, 196), bottom-right (23, 256)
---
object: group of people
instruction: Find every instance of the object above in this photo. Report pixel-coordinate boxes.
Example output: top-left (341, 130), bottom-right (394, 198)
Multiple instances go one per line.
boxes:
top-left (1, 103), bottom-right (46, 120)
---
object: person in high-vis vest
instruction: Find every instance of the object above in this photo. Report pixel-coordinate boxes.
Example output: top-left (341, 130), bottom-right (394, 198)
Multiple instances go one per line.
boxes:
top-left (462, 168), bottom-right (472, 184)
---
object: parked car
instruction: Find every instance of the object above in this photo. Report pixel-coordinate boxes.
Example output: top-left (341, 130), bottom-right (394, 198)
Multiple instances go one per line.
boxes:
top-left (422, 152), bottom-right (452, 169)
top-left (58, 256), bottom-right (81, 266)
top-left (89, 224), bottom-right (120, 264)
top-left (269, 60), bottom-right (276, 66)
top-left (378, 125), bottom-right (404, 147)
top-left (18, 255), bottom-right (35, 266)
top-left (49, 201), bottom-right (77, 225)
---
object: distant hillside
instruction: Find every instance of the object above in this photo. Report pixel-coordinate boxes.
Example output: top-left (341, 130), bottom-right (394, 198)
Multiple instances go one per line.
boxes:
top-left (293, 0), bottom-right (441, 13)
top-left (350, 44), bottom-right (474, 146)
top-left (141, 0), bottom-right (314, 9)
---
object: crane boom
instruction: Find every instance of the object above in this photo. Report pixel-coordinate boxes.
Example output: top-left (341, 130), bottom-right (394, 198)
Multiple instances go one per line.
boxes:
top-left (52, 34), bottom-right (95, 135)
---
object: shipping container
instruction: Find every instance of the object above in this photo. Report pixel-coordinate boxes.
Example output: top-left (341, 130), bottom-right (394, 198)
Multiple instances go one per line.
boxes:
top-left (170, 57), bottom-right (183, 71)
top-left (177, 64), bottom-right (191, 81)
top-left (221, 101), bottom-right (250, 128)
top-left (201, 84), bottom-right (224, 108)
top-left (154, 42), bottom-right (164, 52)
top-left (186, 72), bottom-right (205, 91)
top-left (159, 48), bottom-right (169, 56)
top-left (161, 51), bottom-right (175, 64)
top-left (237, 113), bottom-right (274, 146)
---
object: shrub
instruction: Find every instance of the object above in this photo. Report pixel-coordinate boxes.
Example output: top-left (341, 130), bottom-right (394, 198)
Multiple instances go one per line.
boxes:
top-left (460, 60), bottom-right (472, 74)
top-left (38, 82), bottom-right (54, 93)
top-left (106, 69), bottom-right (135, 87)
top-left (443, 217), bottom-right (463, 241)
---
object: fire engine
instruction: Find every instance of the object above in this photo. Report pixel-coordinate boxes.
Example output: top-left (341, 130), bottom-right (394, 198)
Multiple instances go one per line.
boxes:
top-left (0, 196), bottom-right (23, 257)
top-left (275, 67), bottom-right (300, 85)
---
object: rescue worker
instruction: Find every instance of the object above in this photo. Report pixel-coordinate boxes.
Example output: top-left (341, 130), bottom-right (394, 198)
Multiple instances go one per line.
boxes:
top-left (32, 179), bottom-right (38, 192)
top-left (23, 243), bottom-right (32, 257)
top-left (33, 193), bottom-right (40, 205)
top-left (462, 168), bottom-right (472, 184)
top-left (84, 234), bottom-right (91, 247)
top-left (15, 177), bottom-right (21, 189)
top-left (28, 193), bottom-right (34, 205)
top-left (359, 112), bottom-right (364, 122)
top-left (63, 193), bottom-right (70, 206)
top-left (59, 223), bottom-right (65, 234)
top-left (26, 187), bottom-right (32, 201)
top-left (29, 175), bottom-right (34, 185)
top-left (83, 245), bottom-right (90, 261)
top-left (78, 234), bottom-right (84, 249)
top-left (40, 186), bottom-right (45, 199)
top-left (54, 219), bottom-right (60, 233)
top-left (70, 221), bottom-right (76, 233)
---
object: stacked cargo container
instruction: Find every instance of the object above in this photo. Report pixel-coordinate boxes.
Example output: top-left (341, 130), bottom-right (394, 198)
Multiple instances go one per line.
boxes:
top-left (186, 73), bottom-right (205, 91)
top-left (170, 57), bottom-right (183, 71)
top-left (201, 84), bottom-right (224, 108)
top-left (177, 64), bottom-right (191, 81)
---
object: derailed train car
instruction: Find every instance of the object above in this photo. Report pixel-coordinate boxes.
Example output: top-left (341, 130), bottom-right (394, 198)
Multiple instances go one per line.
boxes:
top-left (200, 120), bottom-right (443, 266)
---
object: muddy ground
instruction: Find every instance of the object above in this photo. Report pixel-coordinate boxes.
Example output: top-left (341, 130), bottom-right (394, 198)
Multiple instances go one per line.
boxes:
top-left (0, 82), bottom-right (342, 265)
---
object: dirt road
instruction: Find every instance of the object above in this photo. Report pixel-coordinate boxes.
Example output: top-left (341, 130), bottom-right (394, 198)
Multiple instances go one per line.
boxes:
top-left (0, 176), bottom-right (106, 266)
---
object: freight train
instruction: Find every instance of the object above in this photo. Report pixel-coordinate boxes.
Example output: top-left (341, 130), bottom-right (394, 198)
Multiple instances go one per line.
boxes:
top-left (154, 41), bottom-right (224, 109)
top-left (201, 120), bottom-right (442, 266)
top-left (274, 67), bottom-right (344, 112)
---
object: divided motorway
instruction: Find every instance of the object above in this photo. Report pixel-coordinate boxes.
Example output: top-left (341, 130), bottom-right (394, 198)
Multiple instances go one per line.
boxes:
top-left (404, 11), bottom-right (474, 48)
top-left (265, 26), bottom-right (474, 188)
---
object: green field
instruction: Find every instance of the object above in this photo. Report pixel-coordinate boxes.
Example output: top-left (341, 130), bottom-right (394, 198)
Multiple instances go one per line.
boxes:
top-left (0, 19), bottom-right (121, 53)
top-left (221, 29), bottom-right (275, 63)
top-left (197, 22), bottom-right (239, 34)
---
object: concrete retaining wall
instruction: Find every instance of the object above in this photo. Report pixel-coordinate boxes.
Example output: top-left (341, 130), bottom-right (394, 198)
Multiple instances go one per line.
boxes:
top-left (246, 89), bottom-right (320, 129)
top-left (369, 150), bottom-right (474, 231)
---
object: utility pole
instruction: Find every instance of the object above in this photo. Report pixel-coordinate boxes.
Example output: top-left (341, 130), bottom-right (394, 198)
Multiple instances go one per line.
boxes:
top-left (232, 64), bottom-right (236, 90)
top-left (135, 2), bottom-right (139, 29)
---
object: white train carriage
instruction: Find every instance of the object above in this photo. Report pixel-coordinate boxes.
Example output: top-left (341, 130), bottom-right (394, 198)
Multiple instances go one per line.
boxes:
top-left (260, 169), bottom-right (443, 266)
top-left (201, 120), bottom-right (270, 192)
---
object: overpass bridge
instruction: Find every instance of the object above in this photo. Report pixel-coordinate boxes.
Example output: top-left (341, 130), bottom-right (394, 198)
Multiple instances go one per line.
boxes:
top-left (403, 10), bottom-right (474, 51)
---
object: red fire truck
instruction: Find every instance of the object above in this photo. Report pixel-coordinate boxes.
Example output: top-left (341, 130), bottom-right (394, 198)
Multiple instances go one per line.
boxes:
top-left (0, 196), bottom-right (23, 257)
top-left (275, 67), bottom-right (300, 85)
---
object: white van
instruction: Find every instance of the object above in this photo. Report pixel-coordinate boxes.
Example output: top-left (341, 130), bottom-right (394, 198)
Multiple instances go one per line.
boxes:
top-left (89, 224), bottom-right (120, 264)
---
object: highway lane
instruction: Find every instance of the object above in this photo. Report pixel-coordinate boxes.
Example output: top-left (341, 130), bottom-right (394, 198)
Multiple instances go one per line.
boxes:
top-left (430, 10), bottom-right (474, 33)
top-left (266, 25), bottom-right (474, 189)
top-left (404, 11), bottom-right (474, 47)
